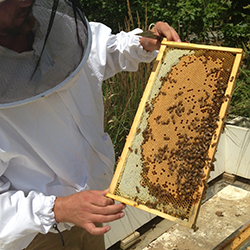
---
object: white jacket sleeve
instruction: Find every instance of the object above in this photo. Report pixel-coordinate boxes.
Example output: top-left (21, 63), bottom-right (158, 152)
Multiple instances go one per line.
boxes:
top-left (88, 22), bottom-right (157, 81)
top-left (0, 175), bottom-right (56, 250)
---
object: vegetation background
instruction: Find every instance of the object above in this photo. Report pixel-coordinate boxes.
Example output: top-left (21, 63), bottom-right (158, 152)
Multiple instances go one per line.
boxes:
top-left (79, 0), bottom-right (250, 162)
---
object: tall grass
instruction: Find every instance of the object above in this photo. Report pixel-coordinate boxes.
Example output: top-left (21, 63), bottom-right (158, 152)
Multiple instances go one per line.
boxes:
top-left (229, 42), bottom-right (250, 118)
top-left (103, 59), bottom-right (153, 163)
top-left (102, 1), bottom-right (153, 163)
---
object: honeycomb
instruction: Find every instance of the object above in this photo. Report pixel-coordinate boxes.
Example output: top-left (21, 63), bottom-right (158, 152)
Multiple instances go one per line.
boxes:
top-left (107, 42), bottom-right (243, 229)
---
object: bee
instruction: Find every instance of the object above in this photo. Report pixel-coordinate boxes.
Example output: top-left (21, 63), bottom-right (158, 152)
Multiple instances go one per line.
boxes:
top-left (155, 115), bottom-right (161, 121)
top-left (136, 186), bottom-right (140, 193)
top-left (164, 136), bottom-right (170, 140)
top-left (178, 100), bottom-right (183, 106)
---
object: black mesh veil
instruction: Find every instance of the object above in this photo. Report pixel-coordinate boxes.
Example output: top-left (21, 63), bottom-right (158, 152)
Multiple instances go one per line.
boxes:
top-left (0, 0), bottom-right (91, 108)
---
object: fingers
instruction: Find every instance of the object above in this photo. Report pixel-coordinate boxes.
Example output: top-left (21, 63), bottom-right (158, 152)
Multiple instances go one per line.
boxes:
top-left (84, 223), bottom-right (111, 235)
top-left (79, 189), bottom-right (126, 222)
top-left (166, 26), bottom-right (181, 42)
top-left (140, 21), bottom-right (181, 52)
top-left (89, 202), bottom-right (126, 217)
top-left (78, 189), bottom-right (126, 215)
top-left (170, 26), bottom-right (181, 42)
top-left (80, 196), bottom-right (126, 235)
top-left (139, 36), bottom-right (161, 52)
top-left (87, 196), bottom-right (126, 220)
top-left (84, 208), bottom-right (126, 235)
top-left (153, 21), bottom-right (181, 42)
top-left (53, 190), bottom-right (126, 236)
top-left (87, 207), bottom-right (125, 224)
top-left (79, 189), bottom-right (114, 207)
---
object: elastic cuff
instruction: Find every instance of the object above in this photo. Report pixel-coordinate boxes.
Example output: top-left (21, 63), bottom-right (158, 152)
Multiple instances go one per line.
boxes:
top-left (35, 194), bottom-right (57, 233)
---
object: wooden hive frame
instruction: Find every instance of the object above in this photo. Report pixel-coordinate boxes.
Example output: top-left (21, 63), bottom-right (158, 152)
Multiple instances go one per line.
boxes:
top-left (107, 40), bottom-right (243, 229)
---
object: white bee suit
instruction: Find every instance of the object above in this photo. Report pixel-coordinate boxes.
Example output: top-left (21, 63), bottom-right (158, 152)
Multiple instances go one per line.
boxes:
top-left (0, 17), bottom-right (157, 250)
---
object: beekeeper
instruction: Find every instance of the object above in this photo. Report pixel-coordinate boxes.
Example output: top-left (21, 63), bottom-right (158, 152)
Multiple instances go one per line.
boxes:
top-left (0, 0), bottom-right (181, 249)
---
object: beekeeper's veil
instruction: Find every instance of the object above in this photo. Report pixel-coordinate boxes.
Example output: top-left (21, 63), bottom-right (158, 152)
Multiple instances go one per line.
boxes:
top-left (0, 0), bottom-right (91, 108)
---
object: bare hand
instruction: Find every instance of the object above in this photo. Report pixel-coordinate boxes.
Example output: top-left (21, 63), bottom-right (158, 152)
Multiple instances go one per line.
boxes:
top-left (53, 189), bottom-right (126, 235)
top-left (140, 21), bottom-right (181, 52)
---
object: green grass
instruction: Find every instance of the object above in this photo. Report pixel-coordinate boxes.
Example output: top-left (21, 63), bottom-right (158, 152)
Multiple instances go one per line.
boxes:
top-left (230, 67), bottom-right (250, 117)
top-left (229, 42), bottom-right (250, 118)
top-left (103, 63), bottom-right (152, 162)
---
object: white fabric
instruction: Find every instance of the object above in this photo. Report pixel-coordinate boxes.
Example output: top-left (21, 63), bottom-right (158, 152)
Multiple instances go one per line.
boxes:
top-left (0, 20), bottom-right (157, 250)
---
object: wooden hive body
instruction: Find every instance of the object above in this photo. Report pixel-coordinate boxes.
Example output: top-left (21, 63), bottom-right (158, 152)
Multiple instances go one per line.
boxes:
top-left (107, 40), bottom-right (243, 229)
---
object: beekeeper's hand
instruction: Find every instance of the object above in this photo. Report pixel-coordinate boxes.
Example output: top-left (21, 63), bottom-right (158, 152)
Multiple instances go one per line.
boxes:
top-left (140, 21), bottom-right (181, 52)
top-left (53, 189), bottom-right (126, 235)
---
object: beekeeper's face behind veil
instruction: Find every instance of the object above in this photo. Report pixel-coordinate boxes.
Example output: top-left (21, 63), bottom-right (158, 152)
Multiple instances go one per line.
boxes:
top-left (0, 0), bottom-right (35, 40)
top-left (0, 0), bottom-right (91, 108)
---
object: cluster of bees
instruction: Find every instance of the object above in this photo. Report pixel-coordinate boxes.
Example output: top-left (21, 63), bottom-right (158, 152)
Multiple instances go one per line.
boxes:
top-left (131, 51), bottom-right (234, 219)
